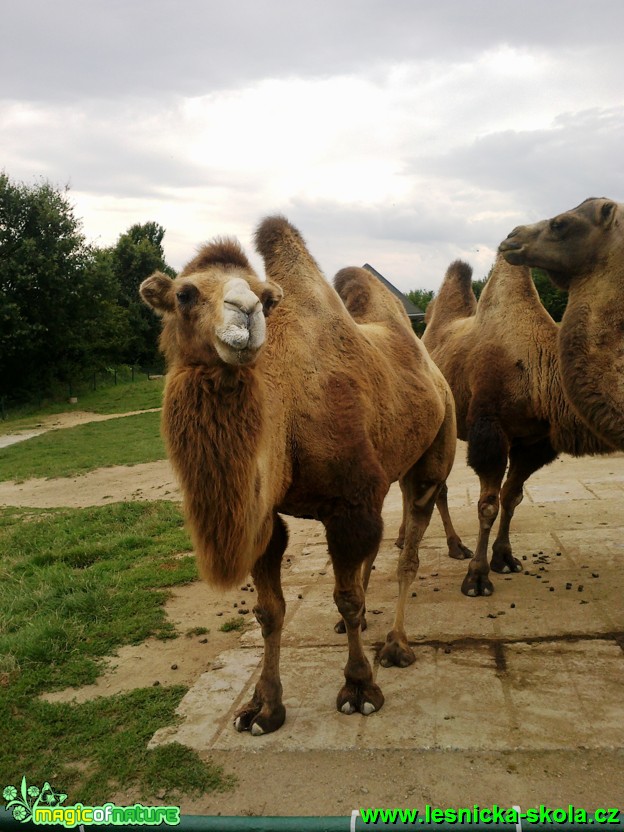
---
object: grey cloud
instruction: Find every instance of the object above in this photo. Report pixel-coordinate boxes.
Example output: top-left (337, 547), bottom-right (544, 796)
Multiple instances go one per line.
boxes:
top-left (3, 0), bottom-right (624, 102)
top-left (419, 108), bottom-right (624, 218)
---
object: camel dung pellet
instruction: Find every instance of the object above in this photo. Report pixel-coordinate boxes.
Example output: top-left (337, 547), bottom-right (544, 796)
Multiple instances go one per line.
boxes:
top-left (578, 585), bottom-right (584, 592)
top-left (522, 556), bottom-right (527, 560)
top-left (433, 587), bottom-right (439, 592)
top-left (371, 565), bottom-right (376, 570)
top-left (487, 613), bottom-right (497, 619)
top-left (152, 680), bottom-right (160, 686)
top-left (592, 572), bottom-right (599, 578)
top-left (240, 599), bottom-right (246, 604)
top-left (241, 586), bottom-right (248, 591)
top-left (549, 587), bottom-right (555, 592)
top-left (524, 571), bottom-right (530, 576)
top-left (216, 612), bottom-right (223, 616)
top-left (510, 603), bottom-right (516, 608)
top-left (444, 647), bottom-right (452, 654)
top-left (556, 552), bottom-right (562, 556)
top-left (171, 664), bottom-right (178, 670)
top-left (249, 587), bottom-right (255, 592)
top-left (233, 602), bottom-right (238, 607)
top-left (238, 608), bottom-right (249, 615)
top-left (566, 583), bottom-right (572, 590)
top-left (298, 594), bottom-right (303, 599)
top-left (411, 592), bottom-right (417, 597)
top-left (200, 638), bottom-right (208, 644)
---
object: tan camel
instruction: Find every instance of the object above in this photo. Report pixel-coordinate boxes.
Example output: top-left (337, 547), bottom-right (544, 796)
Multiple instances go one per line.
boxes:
top-left (499, 197), bottom-right (624, 450)
top-left (423, 256), bottom-right (613, 597)
top-left (140, 216), bottom-right (457, 735)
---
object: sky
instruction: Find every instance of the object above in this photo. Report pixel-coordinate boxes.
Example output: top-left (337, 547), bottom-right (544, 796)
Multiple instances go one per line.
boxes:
top-left (2, 0), bottom-right (624, 293)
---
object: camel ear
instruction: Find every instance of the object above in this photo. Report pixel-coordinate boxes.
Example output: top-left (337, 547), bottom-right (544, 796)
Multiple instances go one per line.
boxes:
top-left (599, 201), bottom-right (617, 228)
top-left (140, 271), bottom-right (175, 314)
top-left (260, 281), bottom-right (284, 317)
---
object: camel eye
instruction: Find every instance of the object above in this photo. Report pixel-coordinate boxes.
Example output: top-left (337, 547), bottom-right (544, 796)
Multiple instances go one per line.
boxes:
top-left (550, 218), bottom-right (567, 234)
top-left (175, 285), bottom-right (198, 307)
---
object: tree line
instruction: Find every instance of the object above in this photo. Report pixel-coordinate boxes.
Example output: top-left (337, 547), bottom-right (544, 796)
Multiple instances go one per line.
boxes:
top-left (0, 173), bottom-right (175, 403)
top-left (1, 173), bottom-right (568, 405)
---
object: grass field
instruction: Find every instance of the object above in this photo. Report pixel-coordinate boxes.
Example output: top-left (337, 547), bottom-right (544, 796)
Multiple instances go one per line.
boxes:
top-left (0, 411), bottom-right (166, 481)
top-left (0, 502), bottom-right (234, 802)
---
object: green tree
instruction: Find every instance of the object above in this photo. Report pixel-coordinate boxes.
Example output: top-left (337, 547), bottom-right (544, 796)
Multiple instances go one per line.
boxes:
top-left (0, 174), bottom-right (127, 400)
top-left (531, 268), bottom-right (568, 321)
top-left (406, 288), bottom-right (434, 314)
top-left (109, 222), bottom-right (176, 367)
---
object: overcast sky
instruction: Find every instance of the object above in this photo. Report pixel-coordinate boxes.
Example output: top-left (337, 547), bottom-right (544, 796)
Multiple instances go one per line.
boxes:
top-left (2, 0), bottom-right (624, 292)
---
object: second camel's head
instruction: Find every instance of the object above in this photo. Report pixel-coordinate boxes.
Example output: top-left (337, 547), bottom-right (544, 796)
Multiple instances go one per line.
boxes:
top-left (140, 238), bottom-right (283, 367)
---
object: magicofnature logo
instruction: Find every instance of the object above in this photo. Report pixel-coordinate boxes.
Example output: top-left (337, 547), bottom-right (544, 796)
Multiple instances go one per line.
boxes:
top-left (3, 776), bottom-right (68, 823)
top-left (3, 776), bottom-right (180, 827)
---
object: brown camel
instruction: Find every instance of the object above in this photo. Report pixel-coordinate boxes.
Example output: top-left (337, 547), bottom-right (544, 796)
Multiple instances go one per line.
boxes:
top-left (423, 255), bottom-right (613, 597)
top-left (499, 197), bottom-right (624, 450)
top-left (140, 216), bottom-right (457, 735)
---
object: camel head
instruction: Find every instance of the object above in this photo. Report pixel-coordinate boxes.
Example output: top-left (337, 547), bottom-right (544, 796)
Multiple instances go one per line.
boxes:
top-left (140, 239), bottom-right (283, 367)
top-left (498, 198), bottom-right (622, 289)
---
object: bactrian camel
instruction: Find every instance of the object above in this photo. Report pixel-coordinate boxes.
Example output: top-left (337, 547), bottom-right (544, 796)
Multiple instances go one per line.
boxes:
top-left (499, 197), bottom-right (624, 450)
top-left (140, 216), bottom-right (457, 735)
top-left (423, 255), bottom-right (613, 597)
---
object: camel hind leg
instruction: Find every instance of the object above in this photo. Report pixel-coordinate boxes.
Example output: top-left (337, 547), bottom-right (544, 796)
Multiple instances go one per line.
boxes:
top-left (491, 437), bottom-right (558, 573)
top-left (234, 514), bottom-right (288, 736)
top-left (396, 483), bottom-right (472, 560)
top-left (381, 404), bottom-right (456, 668)
top-left (324, 500), bottom-right (386, 717)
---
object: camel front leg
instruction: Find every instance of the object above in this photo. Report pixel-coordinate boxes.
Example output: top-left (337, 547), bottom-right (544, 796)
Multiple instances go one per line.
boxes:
top-left (325, 508), bottom-right (385, 716)
top-left (234, 515), bottom-right (288, 736)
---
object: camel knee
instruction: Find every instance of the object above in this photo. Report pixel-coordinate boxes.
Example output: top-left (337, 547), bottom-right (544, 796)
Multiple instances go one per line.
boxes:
top-left (334, 585), bottom-right (365, 629)
top-left (253, 601), bottom-right (285, 638)
top-left (478, 494), bottom-right (500, 528)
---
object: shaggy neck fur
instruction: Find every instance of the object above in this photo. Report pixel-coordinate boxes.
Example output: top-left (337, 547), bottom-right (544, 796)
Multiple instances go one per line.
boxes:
top-left (481, 259), bottom-right (612, 456)
top-left (164, 362), bottom-right (271, 588)
top-left (557, 251), bottom-right (624, 449)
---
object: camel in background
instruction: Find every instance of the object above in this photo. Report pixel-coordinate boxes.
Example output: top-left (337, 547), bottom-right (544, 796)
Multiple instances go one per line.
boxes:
top-left (423, 255), bottom-right (613, 597)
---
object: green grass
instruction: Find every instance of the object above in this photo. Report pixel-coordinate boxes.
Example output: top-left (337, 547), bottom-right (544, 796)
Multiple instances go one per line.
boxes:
top-left (219, 617), bottom-right (247, 633)
top-left (0, 411), bottom-right (165, 481)
top-left (0, 377), bottom-right (164, 435)
top-left (0, 502), bottom-right (234, 802)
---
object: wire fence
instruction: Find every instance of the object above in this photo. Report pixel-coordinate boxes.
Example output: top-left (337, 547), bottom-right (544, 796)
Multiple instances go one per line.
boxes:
top-left (0, 363), bottom-right (164, 421)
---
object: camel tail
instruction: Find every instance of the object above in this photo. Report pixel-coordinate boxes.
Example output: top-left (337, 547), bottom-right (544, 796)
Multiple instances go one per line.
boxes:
top-left (255, 215), bottom-right (326, 289)
top-left (334, 266), bottom-right (409, 326)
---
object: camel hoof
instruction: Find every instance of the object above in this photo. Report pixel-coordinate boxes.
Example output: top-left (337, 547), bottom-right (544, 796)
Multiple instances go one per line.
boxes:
top-left (448, 542), bottom-right (473, 560)
top-left (337, 681), bottom-right (384, 716)
top-left (379, 631), bottom-right (416, 668)
top-left (461, 573), bottom-right (494, 597)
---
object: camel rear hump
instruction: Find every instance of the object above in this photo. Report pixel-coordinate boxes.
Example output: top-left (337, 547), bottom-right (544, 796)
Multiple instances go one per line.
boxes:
top-left (333, 266), bottom-right (412, 331)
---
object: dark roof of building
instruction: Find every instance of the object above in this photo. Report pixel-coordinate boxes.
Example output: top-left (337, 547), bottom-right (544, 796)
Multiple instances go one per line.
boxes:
top-left (362, 263), bottom-right (425, 321)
